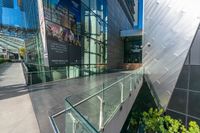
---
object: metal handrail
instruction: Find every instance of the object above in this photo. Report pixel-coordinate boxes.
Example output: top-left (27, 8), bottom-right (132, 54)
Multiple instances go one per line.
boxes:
top-left (21, 61), bottom-right (29, 85)
top-left (26, 66), bottom-right (105, 74)
top-left (50, 68), bottom-right (143, 133)
top-left (52, 69), bottom-right (142, 117)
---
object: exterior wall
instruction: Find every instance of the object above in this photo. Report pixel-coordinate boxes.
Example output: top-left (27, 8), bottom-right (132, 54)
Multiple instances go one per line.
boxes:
top-left (107, 0), bottom-right (133, 69)
top-left (23, 0), bottom-right (39, 30)
top-left (167, 26), bottom-right (200, 126)
top-left (1, 7), bottom-right (26, 28)
top-left (143, 0), bottom-right (200, 108)
top-left (0, 0), bottom-right (38, 30)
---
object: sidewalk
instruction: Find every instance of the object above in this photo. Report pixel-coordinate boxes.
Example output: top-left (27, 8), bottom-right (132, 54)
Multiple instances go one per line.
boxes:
top-left (0, 63), bottom-right (40, 133)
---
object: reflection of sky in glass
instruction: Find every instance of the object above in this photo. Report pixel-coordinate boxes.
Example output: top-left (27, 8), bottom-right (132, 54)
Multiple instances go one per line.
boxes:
top-left (48, 0), bottom-right (81, 21)
top-left (51, 0), bottom-right (59, 5)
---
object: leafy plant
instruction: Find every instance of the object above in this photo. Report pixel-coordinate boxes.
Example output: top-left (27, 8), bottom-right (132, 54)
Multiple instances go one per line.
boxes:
top-left (188, 121), bottom-right (200, 133)
top-left (136, 108), bottom-right (200, 133)
top-left (164, 115), bottom-right (184, 133)
top-left (19, 47), bottom-right (26, 59)
top-left (0, 58), bottom-right (11, 64)
top-left (142, 108), bottom-right (166, 133)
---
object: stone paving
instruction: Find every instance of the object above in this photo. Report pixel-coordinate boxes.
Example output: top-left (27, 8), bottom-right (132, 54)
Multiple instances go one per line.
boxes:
top-left (0, 63), bottom-right (40, 133)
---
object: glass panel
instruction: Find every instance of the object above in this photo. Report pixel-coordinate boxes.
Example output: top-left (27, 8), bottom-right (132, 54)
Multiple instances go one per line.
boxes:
top-left (90, 54), bottom-right (96, 64)
top-left (103, 81), bottom-right (122, 124)
top-left (50, 68), bottom-right (143, 132)
top-left (84, 37), bottom-right (90, 52)
top-left (82, 65), bottom-right (90, 76)
top-left (90, 39), bottom-right (96, 53)
top-left (81, 0), bottom-right (89, 8)
top-left (74, 96), bottom-right (101, 130)
top-left (123, 77), bottom-right (131, 100)
top-left (90, 64), bottom-right (97, 74)
top-left (52, 101), bottom-right (98, 133)
top-left (81, 5), bottom-right (90, 34)
top-left (69, 66), bottom-right (80, 79)
top-left (26, 65), bottom-right (80, 85)
top-left (84, 52), bottom-right (89, 64)
top-left (2, 0), bottom-right (13, 8)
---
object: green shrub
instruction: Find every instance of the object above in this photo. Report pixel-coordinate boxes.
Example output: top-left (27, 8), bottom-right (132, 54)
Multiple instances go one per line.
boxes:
top-left (131, 108), bottom-right (200, 133)
top-left (142, 108), bottom-right (166, 133)
top-left (188, 121), bottom-right (200, 133)
top-left (0, 58), bottom-right (11, 64)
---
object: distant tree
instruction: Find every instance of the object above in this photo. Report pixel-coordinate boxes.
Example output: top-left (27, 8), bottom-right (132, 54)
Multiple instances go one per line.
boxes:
top-left (19, 47), bottom-right (26, 59)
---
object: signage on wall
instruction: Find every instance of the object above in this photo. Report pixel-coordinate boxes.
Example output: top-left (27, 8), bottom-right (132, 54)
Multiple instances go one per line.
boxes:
top-left (43, 0), bottom-right (81, 67)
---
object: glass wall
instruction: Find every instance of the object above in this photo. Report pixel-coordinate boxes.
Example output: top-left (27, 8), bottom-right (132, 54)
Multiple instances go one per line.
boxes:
top-left (23, 0), bottom-right (39, 30)
top-left (42, 0), bottom-right (107, 75)
top-left (2, 0), bottom-right (14, 8)
top-left (25, 0), bottom-right (108, 84)
top-left (81, 0), bottom-right (107, 76)
top-left (124, 0), bottom-right (135, 21)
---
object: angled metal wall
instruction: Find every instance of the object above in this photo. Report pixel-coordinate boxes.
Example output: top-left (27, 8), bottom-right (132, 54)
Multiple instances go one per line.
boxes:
top-left (167, 25), bottom-right (200, 126)
top-left (143, 0), bottom-right (200, 108)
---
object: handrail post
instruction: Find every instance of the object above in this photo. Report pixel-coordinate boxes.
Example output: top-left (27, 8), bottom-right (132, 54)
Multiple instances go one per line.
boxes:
top-left (30, 74), bottom-right (32, 85)
top-left (130, 77), bottom-right (132, 91)
top-left (26, 72), bottom-right (28, 85)
top-left (120, 81), bottom-right (124, 103)
top-left (97, 96), bottom-right (104, 131)
top-left (69, 113), bottom-right (77, 133)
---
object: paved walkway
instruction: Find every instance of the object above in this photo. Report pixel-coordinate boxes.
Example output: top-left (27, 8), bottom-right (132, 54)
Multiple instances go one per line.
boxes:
top-left (0, 62), bottom-right (26, 87)
top-left (0, 62), bottom-right (133, 133)
top-left (0, 63), bottom-right (40, 133)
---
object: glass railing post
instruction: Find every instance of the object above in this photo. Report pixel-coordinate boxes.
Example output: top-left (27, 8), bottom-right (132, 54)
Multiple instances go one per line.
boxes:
top-left (70, 114), bottom-right (77, 133)
top-left (73, 68), bottom-right (75, 78)
top-left (120, 81), bottom-right (124, 103)
top-left (130, 76), bottom-right (133, 91)
top-left (97, 96), bottom-right (104, 131)
top-left (133, 74), bottom-right (137, 90)
top-left (30, 74), bottom-right (32, 85)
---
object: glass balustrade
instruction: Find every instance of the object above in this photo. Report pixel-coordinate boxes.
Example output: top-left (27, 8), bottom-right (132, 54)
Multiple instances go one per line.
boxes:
top-left (50, 68), bottom-right (144, 133)
top-left (22, 63), bottom-right (107, 85)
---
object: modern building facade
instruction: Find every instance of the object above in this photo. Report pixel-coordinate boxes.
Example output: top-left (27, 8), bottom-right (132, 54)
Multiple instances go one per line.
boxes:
top-left (1, 0), bottom-right (200, 132)
top-left (143, 0), bottom-right (200, 127)
top-left (167, 25), bottom-right (200, 125)
top-left (1, 0), bottom-right (143, 84)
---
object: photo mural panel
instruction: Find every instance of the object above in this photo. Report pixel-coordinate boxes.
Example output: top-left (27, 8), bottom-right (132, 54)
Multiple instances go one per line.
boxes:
top-left (43, 0), bottom-right (81, 66)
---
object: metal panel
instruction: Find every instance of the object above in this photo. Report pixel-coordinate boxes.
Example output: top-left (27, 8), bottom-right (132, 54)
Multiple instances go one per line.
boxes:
top-left (190, 26), bottom-right (200, 65)
top-left (143, 0), bottom-right (200, 108)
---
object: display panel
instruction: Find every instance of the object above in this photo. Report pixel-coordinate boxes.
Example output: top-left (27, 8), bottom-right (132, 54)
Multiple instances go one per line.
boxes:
top-left (43, 0), bottom-right (81, 66)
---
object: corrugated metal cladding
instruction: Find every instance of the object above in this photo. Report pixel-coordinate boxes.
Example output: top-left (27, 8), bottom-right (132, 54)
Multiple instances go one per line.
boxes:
top-left (143, 0), bottom-right (200, 108)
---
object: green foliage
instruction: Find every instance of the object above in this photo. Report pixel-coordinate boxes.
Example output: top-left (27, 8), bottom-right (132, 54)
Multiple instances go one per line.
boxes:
top-left (132, 108), bottom-right (200, 133)
top-left (188, 121), bottom-right (200, 133)
top-left (19, 47), bottom-right (26, 59)
top-left (129, 112), bottom-right (142, 131)
top-left (142, 108), bottom-right (166, 133)
top-left (164, 115), bottom-right (183, 133)
top-left (0, 58), bottom-right (11, 64)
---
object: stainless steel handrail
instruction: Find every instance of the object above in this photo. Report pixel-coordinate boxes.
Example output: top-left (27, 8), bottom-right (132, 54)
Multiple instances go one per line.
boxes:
top-left (21, 61), bottom-right (29, 85)
top-left (52, 69), bottom-right (143, 117)
top-left (49, 68), bottom-right (143, 133)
